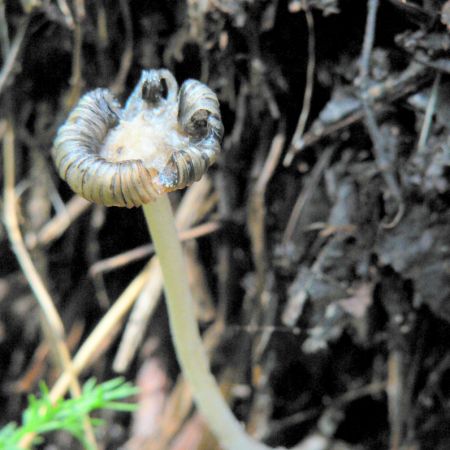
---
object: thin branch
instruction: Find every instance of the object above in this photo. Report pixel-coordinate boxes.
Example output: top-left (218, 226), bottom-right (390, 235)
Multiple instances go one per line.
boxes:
top-left (416, 72), bottom-right (441, 156)
top-left (359, 0), bottom-right (404, 228)
top-left (295, 63), bottom-right (430, 151)
top-left (0, 0), bottom-right (10, 58)
top-left (283, 146), bottom-right (335, 245)
top-left (110, 0), bottom-right (133, 95)
top-left (25, 195), bottom-right (91, 250)
top-left (0, 16), bottom-right (29, 96)
top-left (112, 259), bottom-right (162, 373)
top-left (56, 0), bottom-right (75, 28)
top-left (2, 122), bottom-right (97, 450)
top-left (66, 5), bottom-right (84, 108)
top-left (89, 220), bottom-right (220, 277)
top-left (49, 262), bottom-right (153, 399)
top-left (248, 130), bottom-right (286, 292)
top-left (283, 5), bottom-right (316, 166)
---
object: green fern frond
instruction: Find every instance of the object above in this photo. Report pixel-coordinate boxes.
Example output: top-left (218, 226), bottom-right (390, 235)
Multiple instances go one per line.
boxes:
top-left (0, 377), bottom-right (138, 450)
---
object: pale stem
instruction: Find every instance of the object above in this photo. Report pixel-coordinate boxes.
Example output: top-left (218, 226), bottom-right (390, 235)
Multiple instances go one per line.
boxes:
top-left (142, 195), bottom-right (273, 450)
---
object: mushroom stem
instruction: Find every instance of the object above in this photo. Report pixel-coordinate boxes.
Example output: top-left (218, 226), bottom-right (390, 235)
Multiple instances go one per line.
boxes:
top-left (142, 194), bottom-right (272, 450)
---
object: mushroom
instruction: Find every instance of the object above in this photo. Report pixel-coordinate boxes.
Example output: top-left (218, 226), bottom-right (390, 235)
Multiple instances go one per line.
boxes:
top-left (52, 69), bottom-right (223, 207)
top-left (52, 69), bottom-right (277, 450)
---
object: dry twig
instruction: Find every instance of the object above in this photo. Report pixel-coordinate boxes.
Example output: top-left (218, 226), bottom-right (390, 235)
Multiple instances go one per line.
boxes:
top-left (359, 0), bottom-right (404, 228)
top-left (284, 4), bottom-right (316, 166)
top-left (66, 2), bottom-right (84, 108)
top-left (49, 261), bottom-right (153, 400)
top-left (0, 16), bottom-right (29, 96)
top-left (283, 146), bottom-right (335, 245)
top-left (110, 0), bottom-right (133, 95)
top-left (89, 220), bottom-right (220, 277)
top-left (248, 130), bottom-right (285, 292)
top-left (25, 195), bottom-right (91, 249)
top-left (416, 72), bottom-right (441, 156)
top-left (294, 63), bottom-right (430, 151)
top-left (2, 121), bottom-right (97, 449)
